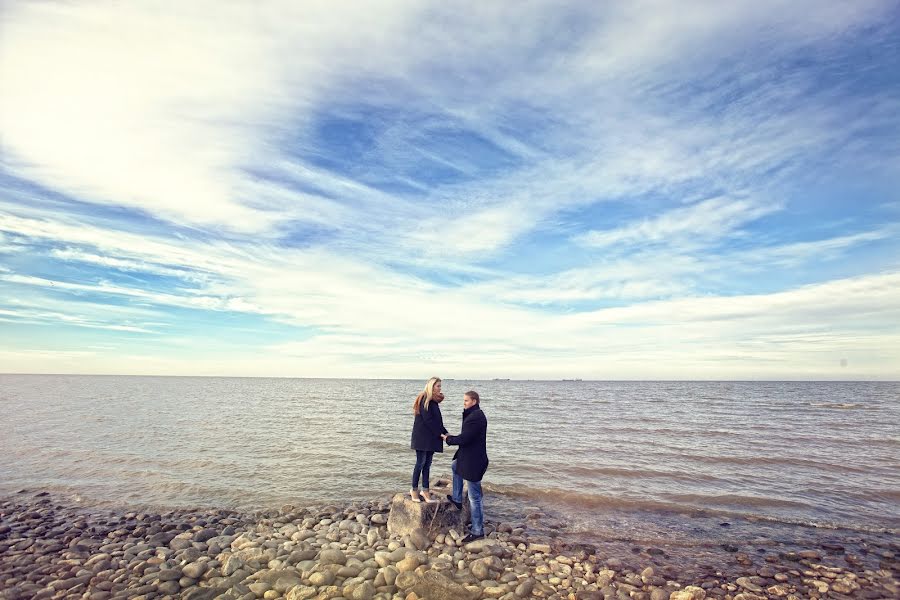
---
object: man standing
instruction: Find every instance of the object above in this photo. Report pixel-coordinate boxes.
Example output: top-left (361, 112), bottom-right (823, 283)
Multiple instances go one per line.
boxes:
top-left (442, 390), bottom-right (489, 542)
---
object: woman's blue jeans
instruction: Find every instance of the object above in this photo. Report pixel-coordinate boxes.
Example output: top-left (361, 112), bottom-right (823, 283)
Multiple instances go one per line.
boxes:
top-left (451, 459), bottom-right (484, 536)
top-left (411, 450), bottom-right (434, 490)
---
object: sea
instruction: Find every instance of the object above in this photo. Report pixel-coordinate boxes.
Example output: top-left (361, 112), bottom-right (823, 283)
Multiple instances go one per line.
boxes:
top-left (1, 375), bottom-right (897, 567)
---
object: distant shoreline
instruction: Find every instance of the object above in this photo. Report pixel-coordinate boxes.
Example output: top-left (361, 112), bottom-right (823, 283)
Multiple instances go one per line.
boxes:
top-left (1, 373), bottom-right (898, 382)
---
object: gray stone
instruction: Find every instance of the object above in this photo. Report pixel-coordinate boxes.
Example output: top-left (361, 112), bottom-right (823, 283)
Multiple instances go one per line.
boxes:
top-left (386, 486), bottom-right (469, 538)
top-left (194, 528), bottom-right (218, 543)
top-left (366, 528), bottom-right (379, 547)
top-left (395, 571), bottom-right (418, 590)
top-left (409, 527), bottom-right (430, 551)
top-left (221, 555), bottom-right (244, 576)
top-left (337, 564), bottom-right (361, 578)
top-left (318, 548), bottom-right (347, 565)
top-left (515, 577), bottom-right (536, 598)
top-left (182, 587), bottom-right (221, 600)
top-left (650, 588), bottom-right (669, 600)
top-left (351, 581), bottom-right (375, 600)
top-left (398, 555), bottom-right (422, 572)
top-left (284, 585), bottom-right (317, 600)
top-left (180, 547), bottom-right (203, 563)
top-left (309, 571), bottom-right (335, 586)
top-left (158, 580), bottom-right (180, 595)
top-left (182, 561), bottom-right (207, 579)
top-left (248, 582), bottom-right (270, 595)
top-left (288, 548), bottom-right (317, 563)
top-left (736, 577), bottom-right (763, 593)
top-left (670, 586), bottom-right (706, 600)
top-left (407, 569), bottom-right (477, 599)
top-left (389, 546), bottom-right (410, 562)
top-left (170, 537), bottom-right (194, 551)
top-left (465, 537), bottom-right (499, 552)
top-left (274, 573), bottom-right (304, 593)
top-left (471, 559), bottom-right (491, 580)
top-left (382, 565), bottom-right (399, 586)
top-left (149, 531), bottom-right (177, 546)
top-left (157, 568), bottom-right (181, 581)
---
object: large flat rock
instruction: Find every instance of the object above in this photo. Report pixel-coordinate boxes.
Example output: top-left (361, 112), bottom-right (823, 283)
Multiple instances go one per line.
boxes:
top-left (387, 481), bottom-right (470, 537)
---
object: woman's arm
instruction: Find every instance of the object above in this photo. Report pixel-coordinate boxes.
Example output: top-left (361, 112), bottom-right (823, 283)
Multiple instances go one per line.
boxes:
top-left (436, 404), bottom-right (448, 434)
top-left (421, 402), bottom-right (445, 436)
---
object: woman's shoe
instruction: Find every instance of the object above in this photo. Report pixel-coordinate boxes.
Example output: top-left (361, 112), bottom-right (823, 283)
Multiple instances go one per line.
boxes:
top-left (421, 491), bottom-right (439, 503)
top-left (409, 489), bottom-right (422, 503)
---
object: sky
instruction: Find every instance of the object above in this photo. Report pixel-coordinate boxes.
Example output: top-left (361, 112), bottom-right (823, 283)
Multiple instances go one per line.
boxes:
top-left (1, 1), bottom-right (899, 379)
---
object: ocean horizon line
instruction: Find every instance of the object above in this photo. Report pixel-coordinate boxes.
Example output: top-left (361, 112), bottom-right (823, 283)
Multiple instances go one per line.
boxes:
top-left (1, 372), bottom-right (897, 383)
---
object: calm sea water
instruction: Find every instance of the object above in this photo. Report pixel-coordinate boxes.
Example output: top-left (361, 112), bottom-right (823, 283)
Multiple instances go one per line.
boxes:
top-left (1, 376), bottom-right (898, 542)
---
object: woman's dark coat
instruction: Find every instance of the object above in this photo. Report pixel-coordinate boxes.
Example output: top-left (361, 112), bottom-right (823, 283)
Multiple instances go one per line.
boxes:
top-left (411, 399), bottom-right (448, 452)
top-left (446, 404), bottom-right (489, 482)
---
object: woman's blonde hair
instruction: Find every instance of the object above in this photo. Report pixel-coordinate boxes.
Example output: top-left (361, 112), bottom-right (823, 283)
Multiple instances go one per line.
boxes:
top-left (413, 376), bottom-right (441, 415)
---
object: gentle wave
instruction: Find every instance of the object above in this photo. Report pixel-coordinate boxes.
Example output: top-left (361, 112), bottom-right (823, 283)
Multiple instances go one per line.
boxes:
top-left (487, 483), bottom-right (808, 512)
top-left (557, 464), bottom-right (723, 483)
top-left (809, 402), bottom-right (866, 409)
top-left (669, 452), bottom-right (873, 473)
top-left (485, 484), bottom-right (899, 535)
top-left (484, 482), bottom-right (705, 513)
top-left (661, 492), bottom-right (810, 509)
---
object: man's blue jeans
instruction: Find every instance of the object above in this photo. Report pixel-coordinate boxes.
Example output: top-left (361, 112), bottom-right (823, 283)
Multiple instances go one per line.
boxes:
top-left (451, 459), bottom-right (483, 536)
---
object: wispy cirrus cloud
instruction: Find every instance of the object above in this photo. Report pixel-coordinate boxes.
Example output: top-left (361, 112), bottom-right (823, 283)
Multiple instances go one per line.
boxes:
top-left (576, 197), bottom-right (780, 251)
top-left (0, 306), bottom-right (155, 334)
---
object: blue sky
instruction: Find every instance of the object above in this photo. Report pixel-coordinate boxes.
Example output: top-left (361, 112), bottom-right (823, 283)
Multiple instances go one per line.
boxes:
top-left (1, 1), bottom-right (898, 379)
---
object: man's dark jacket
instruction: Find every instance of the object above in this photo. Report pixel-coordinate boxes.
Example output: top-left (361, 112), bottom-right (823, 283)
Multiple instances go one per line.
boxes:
top-left (411, 400), bottom-right (447, 452)
top-left (446, 404), bottom-right (489, 482)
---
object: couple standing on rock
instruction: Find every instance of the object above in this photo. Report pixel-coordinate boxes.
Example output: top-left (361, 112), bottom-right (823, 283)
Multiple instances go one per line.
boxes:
top-left (409, 376), bottom-right (488, 544)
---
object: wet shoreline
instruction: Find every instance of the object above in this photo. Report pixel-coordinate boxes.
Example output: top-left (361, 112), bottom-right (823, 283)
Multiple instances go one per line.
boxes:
top-left (1, 490), bottom-right (897, 599)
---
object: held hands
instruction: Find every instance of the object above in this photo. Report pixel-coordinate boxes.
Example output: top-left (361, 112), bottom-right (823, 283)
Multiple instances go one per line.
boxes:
top-left (441, 434), bottom-right (449, 441)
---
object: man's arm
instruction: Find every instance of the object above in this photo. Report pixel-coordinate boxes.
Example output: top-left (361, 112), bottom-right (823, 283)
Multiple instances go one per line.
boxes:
top-left (445, 414), bottom-right (484, 447)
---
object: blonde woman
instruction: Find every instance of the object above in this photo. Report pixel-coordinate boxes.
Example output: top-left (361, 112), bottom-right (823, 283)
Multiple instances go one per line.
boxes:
top-left (409, 376), bottom-right (447, 502)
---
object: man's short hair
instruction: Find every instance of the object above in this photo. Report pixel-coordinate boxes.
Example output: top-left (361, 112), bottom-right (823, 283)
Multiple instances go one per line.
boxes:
top-left (465, 390), bottom-right (480, 403)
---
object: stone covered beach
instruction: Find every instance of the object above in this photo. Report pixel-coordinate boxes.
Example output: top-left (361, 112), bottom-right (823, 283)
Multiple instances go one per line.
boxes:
top-left (1, 490), bottom-right (897, 600)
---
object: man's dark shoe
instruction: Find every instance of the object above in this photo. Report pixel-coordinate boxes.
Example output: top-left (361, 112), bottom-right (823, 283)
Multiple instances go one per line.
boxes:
top-left (446, 494), bottom-right (463, 510)
top-left (461, 533), bottom-right (485, 544)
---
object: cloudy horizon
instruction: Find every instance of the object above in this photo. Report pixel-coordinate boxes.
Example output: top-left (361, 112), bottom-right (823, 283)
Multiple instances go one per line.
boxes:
top-left (1, 1), bottom-right (899, 379)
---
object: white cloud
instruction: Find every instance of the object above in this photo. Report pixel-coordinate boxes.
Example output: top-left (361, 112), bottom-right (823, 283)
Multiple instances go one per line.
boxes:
top-left (1, 2), bottom-right (898, 378)
top-left (734, 229), bottom-right (898, 267)
top-left (1, 273), bottom-right (231, 312)
top-left (0, 1), bottom-right (420, 232)
top-left (576, 197), bottom-right (779, 250)
top-left (462, 222), bottom-right (898, 308)
top-left (50, 248), bottom-right (207, 282)
top-left (0, 307), bottom-right (154, 333)
top-left (3, 199), bottom-right (899, 378)
top-left (3, 0), bottom-right (893, 252)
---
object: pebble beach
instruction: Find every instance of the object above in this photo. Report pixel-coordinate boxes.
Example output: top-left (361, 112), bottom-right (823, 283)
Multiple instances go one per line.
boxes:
top-left (2, 490), bottom-right (897, 600)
